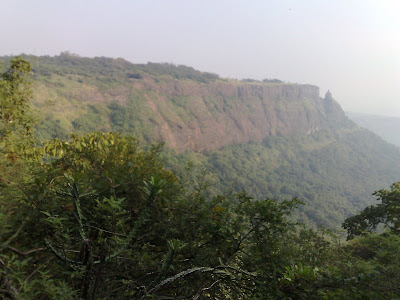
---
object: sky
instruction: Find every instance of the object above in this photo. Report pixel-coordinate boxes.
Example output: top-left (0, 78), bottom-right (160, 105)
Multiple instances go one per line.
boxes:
top-left (1, 0), bottom-right (399, 117)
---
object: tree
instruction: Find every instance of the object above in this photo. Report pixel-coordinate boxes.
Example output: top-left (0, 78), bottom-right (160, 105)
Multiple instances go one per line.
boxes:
top-left (343, 182), bottom-right (400, 239)
top-left (0, 58), bottom-right (55, 299)
top-left (0, 57), bottom-right (36, 152)
top-left (26, 133), bottom-right (307, 298)
top-left (0, 129), bottom-right (312, 298)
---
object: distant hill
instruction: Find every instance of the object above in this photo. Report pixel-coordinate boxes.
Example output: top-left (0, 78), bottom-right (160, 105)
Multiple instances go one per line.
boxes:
top-left (346, 112), bottom-right (400, 147)
top-left (2, 53), bottom-right (399, 229)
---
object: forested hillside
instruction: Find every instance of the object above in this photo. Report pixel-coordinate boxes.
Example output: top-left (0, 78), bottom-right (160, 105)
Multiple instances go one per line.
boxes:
top-left (167, 127), bottom-right (400, 227)
top-left (2, 57), bottom-right (400, 299)
top-left (1, 53), bottom-right (399, 228)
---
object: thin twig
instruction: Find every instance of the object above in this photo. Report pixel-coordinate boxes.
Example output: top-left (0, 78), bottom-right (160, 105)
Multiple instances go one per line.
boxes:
top-left (17, 261), bottom-right (48, 293)
top-left (83, 225), bottom-right (127, 237)
top-left (0, 257), bottom-right (19, 299)
top-left (1, 221), bottom-right (26, 250)
top-left (7, 246), bottom-right (46, 256)
top-left (193, 280), bottom-right (220, 300)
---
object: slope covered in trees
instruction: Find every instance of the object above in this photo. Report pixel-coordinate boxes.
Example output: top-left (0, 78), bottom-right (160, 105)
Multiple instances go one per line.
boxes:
top-left (2, 57), bottom-right (400, 299)
top-left (167, 126), bottom-right (400, 228)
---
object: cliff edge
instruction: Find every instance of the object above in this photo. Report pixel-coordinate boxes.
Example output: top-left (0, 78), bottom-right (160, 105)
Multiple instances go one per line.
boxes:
top-left (25, 55), bottom-right (350, 152)
top-left (126, 78), bottom-right (349, 152)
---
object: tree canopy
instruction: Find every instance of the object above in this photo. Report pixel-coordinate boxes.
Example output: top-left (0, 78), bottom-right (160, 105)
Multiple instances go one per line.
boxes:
top-left (343, 183), bottom-right (400, 239)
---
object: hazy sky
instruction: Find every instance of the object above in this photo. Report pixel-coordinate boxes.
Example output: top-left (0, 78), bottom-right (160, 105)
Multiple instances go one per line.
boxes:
top-left (1, 0), bottom-right (399, 116)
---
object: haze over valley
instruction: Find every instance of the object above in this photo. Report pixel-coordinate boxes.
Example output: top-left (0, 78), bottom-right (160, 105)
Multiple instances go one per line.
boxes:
top-left (346, 111), bottom-right (400, 147)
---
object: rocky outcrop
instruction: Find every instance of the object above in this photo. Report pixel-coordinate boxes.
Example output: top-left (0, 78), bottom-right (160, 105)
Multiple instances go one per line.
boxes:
top-left (33, 72), bottom-right (349, 152)
top-left (129, 79), bottom-right (349, 152)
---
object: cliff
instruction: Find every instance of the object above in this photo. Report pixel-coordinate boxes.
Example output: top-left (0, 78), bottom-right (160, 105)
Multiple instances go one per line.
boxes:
top-left (21, 54), bottom-right (350, 152)
top-left (128, 79), bottom-right (348, 152)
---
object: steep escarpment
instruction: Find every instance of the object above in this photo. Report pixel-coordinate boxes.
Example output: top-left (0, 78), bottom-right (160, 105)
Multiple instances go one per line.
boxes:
top-left (27, 55), bottom-right (350, 152)
top-left (131, 79), bottom-right (349, 152)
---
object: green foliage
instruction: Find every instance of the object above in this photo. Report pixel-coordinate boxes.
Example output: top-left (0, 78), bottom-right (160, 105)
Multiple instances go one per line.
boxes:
top-left (166, 129), bottom-right (400, 229)
top-left (0, 58), bottom-right (75, 299)
top-left (2, 55), bottom-right (400, 299)
top-left (320, 233), bottom-right (400, 298)
top-left (2, 52), bottom-right (220, 84)
top-left (35, 115), bottom-right (69, 140)
top-left (343, 182), bottom-right (400, 239)
top-left (3, 130), bottom-right (319, 298)
top-left (0, 57), bottom-right (37, 158)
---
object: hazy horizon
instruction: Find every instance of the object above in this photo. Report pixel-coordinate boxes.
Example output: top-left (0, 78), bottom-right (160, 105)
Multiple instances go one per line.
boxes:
top-left (2, 0), bottom-right (399, 117)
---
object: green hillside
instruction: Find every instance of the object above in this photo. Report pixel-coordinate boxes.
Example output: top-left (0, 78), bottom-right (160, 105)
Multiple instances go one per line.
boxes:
top-left (2, 53), bottom-right (399, 229)
top-left (167, 127), bottom-right (400, 228)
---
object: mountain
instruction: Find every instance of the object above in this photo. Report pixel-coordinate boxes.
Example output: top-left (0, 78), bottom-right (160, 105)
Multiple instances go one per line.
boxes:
top-left (346, 112), bottom-right (400, 147)
top-left (5, 53), bottom-right (348, 151)
top-left (2, 53), bottom-right (399, 228)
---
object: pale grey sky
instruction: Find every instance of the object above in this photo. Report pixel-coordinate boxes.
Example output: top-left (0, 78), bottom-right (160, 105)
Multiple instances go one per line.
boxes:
top-left (1, 0), bottom-right (399, 116)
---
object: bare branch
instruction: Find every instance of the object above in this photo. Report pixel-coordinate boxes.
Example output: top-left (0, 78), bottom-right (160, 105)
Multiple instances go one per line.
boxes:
top-left (1, 222), bottom-right (26, 251)
top-left (6, 246), bottom-right (46, 256)
top-left (193, 280), bottom-right (220, 300)
top-left (0, 258), bottom-right (19, 300)
top-left (83, 224), bottom-right (127, 237)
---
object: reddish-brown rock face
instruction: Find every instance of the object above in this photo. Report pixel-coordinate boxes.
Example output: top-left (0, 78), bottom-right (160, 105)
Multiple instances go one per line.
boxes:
top-left (132, 79), bottom-right (347, 152)
top-left (35, 75), bottom-right (348, 152)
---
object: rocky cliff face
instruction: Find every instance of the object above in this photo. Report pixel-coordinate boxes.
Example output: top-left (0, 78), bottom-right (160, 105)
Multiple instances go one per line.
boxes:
top-left (30, 58), bottom-right (350, 152)
top-left (125, 78), bottom-right (349, 152)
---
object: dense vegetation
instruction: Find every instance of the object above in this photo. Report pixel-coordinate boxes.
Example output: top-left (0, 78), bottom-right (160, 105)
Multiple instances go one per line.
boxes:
top-left (166, 127), bottom-right (400, 228)
top-left (1, 54), bottom-right (398, 230)
top-left (1, 52), bottom-right (220, 85)
top-left (2, 58), bottom-right (400, 298)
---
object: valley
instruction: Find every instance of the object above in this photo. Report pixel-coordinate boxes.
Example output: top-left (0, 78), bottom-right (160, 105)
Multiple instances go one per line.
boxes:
top-left (347, 111), bottom-right (400, 147)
